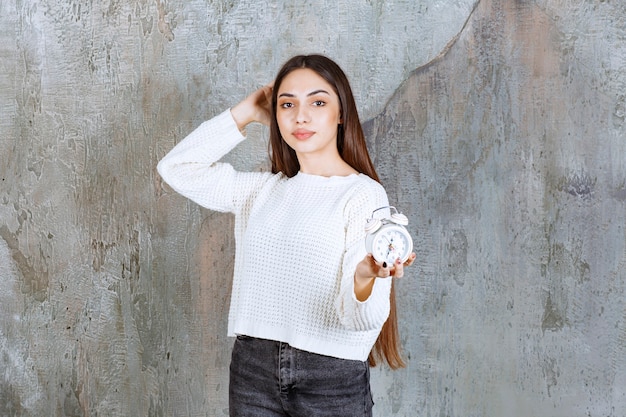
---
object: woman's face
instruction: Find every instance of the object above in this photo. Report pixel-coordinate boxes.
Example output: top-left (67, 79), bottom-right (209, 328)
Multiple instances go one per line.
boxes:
top-left (275, 68), bottom-right (342, 163)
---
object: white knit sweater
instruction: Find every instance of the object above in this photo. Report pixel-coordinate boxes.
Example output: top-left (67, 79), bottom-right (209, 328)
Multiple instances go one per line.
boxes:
top-left (157, 109), bottom-right (392, 361)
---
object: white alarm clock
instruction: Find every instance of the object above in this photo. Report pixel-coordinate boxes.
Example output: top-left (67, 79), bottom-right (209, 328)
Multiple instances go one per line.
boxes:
top-left (364, 206), bottom-right (413, 264)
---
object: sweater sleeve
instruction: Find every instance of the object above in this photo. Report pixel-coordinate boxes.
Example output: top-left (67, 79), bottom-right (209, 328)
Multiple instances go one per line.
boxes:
top-left (335, 180), bottom-right (393, 331)
top-left (157, 109), bottom-right (272, 213)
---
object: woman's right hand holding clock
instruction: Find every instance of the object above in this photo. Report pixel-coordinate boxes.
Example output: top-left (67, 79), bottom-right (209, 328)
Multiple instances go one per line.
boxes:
top-left (353, 253), bottom-right (416, 301)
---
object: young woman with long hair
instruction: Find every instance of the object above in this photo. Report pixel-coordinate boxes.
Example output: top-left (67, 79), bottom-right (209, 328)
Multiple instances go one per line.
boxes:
top-left (158, 54), bottom-right (416, 416)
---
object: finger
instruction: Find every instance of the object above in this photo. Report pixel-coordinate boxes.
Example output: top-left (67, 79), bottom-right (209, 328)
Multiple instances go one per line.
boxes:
top-left (403, 253), bottom-right (416, 267)
top-left (393, 258), bottom-right (404, 278)
top-left (377, 261), bottom-right (391, 278)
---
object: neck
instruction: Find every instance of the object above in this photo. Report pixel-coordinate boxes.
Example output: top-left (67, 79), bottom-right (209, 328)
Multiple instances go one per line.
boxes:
top-left (297, 154), bottom-right (358, 177)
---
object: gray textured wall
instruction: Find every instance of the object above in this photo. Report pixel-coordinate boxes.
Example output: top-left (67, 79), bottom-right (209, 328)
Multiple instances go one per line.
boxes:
top-left (1, 0), bottom-right (625, 416)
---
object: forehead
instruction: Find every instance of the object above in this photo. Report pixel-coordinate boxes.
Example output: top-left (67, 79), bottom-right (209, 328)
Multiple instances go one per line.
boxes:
top-left (277, 68), bottom-right (336, 95)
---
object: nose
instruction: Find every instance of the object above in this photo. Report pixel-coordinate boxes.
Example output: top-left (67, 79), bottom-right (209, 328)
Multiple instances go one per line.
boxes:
top-left (296, 105), bottom-right (310, 124)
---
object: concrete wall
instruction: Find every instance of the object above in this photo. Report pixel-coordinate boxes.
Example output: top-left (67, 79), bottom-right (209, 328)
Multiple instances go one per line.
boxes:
top-left (1, 0), bottom-right (625, 416)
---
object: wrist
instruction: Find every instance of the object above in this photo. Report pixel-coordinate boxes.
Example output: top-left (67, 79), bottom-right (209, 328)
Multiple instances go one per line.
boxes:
top-left (354, 273), bottom-right (376, 302)
top-left (230, 102), bottom-right (254, 132)
top-left (354, 272), bottom-right (375, 284)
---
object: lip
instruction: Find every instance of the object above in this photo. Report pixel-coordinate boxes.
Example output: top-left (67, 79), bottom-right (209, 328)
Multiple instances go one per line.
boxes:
top-left (292, 129), bottom-right (315, 140)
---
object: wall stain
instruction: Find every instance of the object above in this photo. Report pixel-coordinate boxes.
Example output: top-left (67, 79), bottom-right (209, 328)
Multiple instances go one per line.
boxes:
top-left (0, 225), bottom-right (48, 302)
top-left (613, 95), bottom-right (625, 127)
top-left (547, 242), bottom-right (590, 285)
top-left (541, 355), bottom-right (560, 397)
top-left (140, 12), bottom-right (154, 37)
top-left (557, 171), bottom-right (596, 200)
top-left (385, 379), bottom-right (404, 414)
top-left (611, 182), bottom-right (626, 202)
top-left (541, 292), bottom-right (567, 333)
top-left (155, 0), bottom-right (175, 41)
top-left (445, 229), bottom-right (469, 286)
top-left (121, 229), bottom-right (141, 282)
top-left (91, 240), bottom-right (116, 272)
top-left (0, 383), bottom-right (23, 416)
top-left (41, 0), bottom-right (93, 25)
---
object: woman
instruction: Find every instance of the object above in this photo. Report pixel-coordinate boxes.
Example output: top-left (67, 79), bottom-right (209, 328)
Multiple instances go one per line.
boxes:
top-left (158, 54), bottom-right (416, 416)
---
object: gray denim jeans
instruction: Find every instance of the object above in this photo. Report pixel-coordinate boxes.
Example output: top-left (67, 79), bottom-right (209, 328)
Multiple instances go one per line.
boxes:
top-left (229, 335), bottom-right (374, 417)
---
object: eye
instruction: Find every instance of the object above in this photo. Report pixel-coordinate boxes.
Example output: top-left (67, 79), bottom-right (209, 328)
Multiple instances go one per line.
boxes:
top-left (280, 102), bottom-right (294, 109)
top-left (312, 100), bottom-right (326, 106)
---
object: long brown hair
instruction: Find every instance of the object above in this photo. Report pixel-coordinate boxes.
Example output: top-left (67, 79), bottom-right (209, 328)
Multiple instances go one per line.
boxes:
top-left (269, 54), bottom-right (405, 369)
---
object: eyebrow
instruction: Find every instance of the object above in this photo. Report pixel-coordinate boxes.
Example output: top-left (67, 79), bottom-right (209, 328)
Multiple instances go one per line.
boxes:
top-left (278, 89), bottom-right (331, 98)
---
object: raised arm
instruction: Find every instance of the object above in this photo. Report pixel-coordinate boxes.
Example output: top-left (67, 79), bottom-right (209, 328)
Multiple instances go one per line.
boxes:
top-left (157, 84), bottom-right (275, 213)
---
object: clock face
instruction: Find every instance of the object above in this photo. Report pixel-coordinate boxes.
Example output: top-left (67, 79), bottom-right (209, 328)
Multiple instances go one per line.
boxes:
top-left (369, 225), bottom-right (413, 264)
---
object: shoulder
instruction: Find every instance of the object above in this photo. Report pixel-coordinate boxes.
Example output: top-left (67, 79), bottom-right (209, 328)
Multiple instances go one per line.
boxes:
top-left (344, 174), bottom-right (389, 213)
top-left (354, 174), bottom-right (388, 199)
